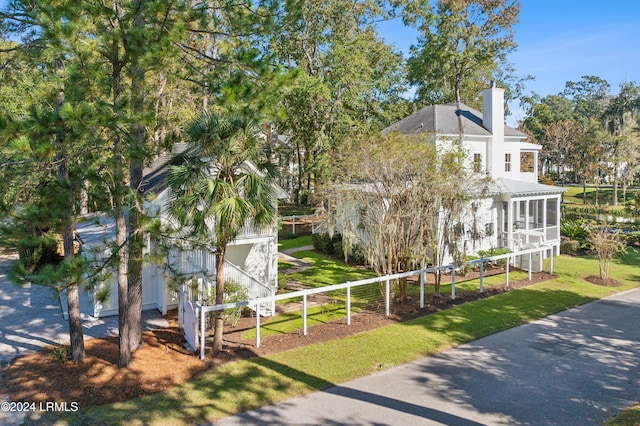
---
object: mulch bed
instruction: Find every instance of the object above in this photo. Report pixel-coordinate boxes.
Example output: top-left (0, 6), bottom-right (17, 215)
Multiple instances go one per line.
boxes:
top-left (585, 275), bottom-right (623, 287)
top-left (1, 270), bottom-right (555, 409)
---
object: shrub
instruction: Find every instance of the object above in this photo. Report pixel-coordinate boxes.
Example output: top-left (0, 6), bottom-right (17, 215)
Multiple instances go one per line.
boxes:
top-left (477, 248), bottom-right (511, 267)
top-left (587, 226), bottom-right (627, 280)
top-left (560, 236), bottom-right (580, 254)
top-left (623, 231), bottom-right (640, 247)
top-left (350, 244), bottom-right (368, 265)
top-left (278, 232), bottom-right (298, 240)
top-left (332, 241), bottom-right (344, 259)
top-left (312, 233), bottom-right (341, 254)
top-left (560, 219), bottom-right (588, 245)
top-left (477, 247), bottom-right (511, 258)
top-left (539, 174), bottom-right (555, 186)
top-left (204, 280), bottom-right (249, 328)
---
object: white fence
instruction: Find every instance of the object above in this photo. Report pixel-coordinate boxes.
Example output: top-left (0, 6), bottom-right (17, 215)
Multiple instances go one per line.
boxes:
top-left (190, 245), bottom-right (555, 359)
top-left (281, 214), bottom-right (321, 234)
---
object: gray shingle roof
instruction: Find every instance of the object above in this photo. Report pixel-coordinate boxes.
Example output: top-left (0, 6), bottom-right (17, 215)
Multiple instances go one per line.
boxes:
top-left (141, 143), bottom-right (189, 196)
top-left (382, 103), bottom-right (526, 138)
top-left (486, 178), bottom-right (566, 197)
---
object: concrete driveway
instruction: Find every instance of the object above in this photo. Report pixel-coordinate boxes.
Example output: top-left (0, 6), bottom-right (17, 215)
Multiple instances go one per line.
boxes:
top-left (0, 253), bottom-right (168, 364)
top-left (0, 253), bottom-right (169, 425)
top-left (218, 287), bottom-right (640, 426)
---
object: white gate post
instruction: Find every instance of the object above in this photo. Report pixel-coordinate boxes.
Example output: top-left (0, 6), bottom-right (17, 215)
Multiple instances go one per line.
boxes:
top-left (479, 258), bottom-right (484, 293)
top-left (385, 278), bottom-right (390, 317)
top-left (419, 272), bottom-right (425, 309)
top-left (506, 255), bottom-right (510, 287)
top-left (550, 248), bottom-right (554, 275)
top-left (200, 305), bottom-right (206, 360)
top-left (303, 293), bottom-right (308, 335)
top-left (346, 285), bottom-right (351, 325)
top-left (528, 252), bottom-right (533, 280)
top-left (256, 300), bottom-right (261, 348)
top-left (451, 266), bottom-right (456, 300)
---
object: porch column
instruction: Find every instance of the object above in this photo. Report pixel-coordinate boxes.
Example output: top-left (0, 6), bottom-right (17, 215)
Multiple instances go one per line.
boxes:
top-left (507, 199), bottom-right (513, 249)
top-left (525, 199), bottom-right (530, 245)
top-left (556, 196), bottom-right (561, 240)
top-left (543, 198), bottom-right (547, 242)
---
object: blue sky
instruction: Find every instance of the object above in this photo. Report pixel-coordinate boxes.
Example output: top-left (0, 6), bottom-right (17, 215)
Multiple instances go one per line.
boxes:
top-left (3, 1), bottom-right (638, 123)
top-left (377, 0), bottom-right (640, 123)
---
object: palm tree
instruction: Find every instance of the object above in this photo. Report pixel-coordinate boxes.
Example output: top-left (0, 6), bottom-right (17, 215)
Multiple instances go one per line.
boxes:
top-left (167, 112), bottom-right (277, 353)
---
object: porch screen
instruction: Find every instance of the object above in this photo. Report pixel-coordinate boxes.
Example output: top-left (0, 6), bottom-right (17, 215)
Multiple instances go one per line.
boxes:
top-left (546, 198), bottom-right (558, 226)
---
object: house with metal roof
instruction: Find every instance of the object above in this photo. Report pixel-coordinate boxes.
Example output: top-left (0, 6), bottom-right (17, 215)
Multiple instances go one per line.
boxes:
top-left (70, 145), bottom-right (286, 318)
top-left (381, 84), bottom-right (564, 269)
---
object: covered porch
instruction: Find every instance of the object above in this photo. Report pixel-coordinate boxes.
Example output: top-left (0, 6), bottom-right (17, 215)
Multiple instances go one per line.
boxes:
top-left (491, 179), bottom-right (565, 271)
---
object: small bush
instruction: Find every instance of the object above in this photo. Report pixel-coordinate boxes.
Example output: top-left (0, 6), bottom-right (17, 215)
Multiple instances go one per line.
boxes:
top-left (560, 219), bottom-right (588, 245)
top-left (477, 248), bottom-right (511, 258)
top-left (560, 236), bottom-right (580, 254)
top-left (624, 232), bottom-right (640, 247)
top-left (477, 248), bottom-right (511, 267)
top-left (539, 174), bottom-right (555, 186)
top-left (350, 244), bottom-right (367, 265)
top-left (332, 241), bottom-right (344, 259)
top-left (50, 344), bottom-right (69, 363)
top-left (278, 232), bottom-right (298, 240)
top-left (312, 233), bottom-right (340, 254)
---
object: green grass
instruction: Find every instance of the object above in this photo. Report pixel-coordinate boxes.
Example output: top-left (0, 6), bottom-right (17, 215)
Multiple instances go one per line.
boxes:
top-left (50, 252), bottom-right (640, 425)
top-left (271, 248), bottom-right (533, 339)
top-left (279, 203), bottom-right (315, 216)
top-left (563, 184), bottom-right (638, 206)
top-left (284, 250), bottom-right (377, 287)
top-left (278, 235), bottom-right (313, 251)
top-left (278, 260), bottom-right (294, 270)
top-left (243, 304), bottom-right (360, 339)
top-left (606, 404), bottom-right (640, 425)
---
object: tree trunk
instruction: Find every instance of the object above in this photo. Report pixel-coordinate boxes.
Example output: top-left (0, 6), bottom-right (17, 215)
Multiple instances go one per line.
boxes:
top-left (213, 245), bottom-right (226, 353)
top-left (54, 56), bottom-right (85, 363)
top-left (582, 179), bottom-right (587, 204)
top-left (79, 179), bottom-right (89, 215)
top-left (612, 163), bottom-right (619, 206)
top-left (295, 141), bottom-right (303, 205)
top-left (111, 48), bottom-right (131, 368)
top-left (127, 0), bottom-right (146, 351)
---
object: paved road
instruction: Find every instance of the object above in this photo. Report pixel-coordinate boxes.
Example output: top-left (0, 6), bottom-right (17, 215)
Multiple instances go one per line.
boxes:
top-left (218, 287), bottom-right (640, 426)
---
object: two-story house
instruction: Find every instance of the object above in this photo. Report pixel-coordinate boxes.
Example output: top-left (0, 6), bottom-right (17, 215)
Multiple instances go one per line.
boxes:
top-left (67, 144), bottom-right (287, 318)
top-left (381, 84), bottom-right (564, 270)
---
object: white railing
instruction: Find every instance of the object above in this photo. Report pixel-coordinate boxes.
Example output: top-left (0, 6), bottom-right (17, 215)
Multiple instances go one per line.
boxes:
top-left (170, 245), bottom-right (273, 312)
top-left (281, 214), bottom-right (322, 234)
top-left (194, 245), bottom-right (556, 359)
top-left (235, 218), bottom-right (275, 239)
top-left (224, 260), bottom-right (275, 315)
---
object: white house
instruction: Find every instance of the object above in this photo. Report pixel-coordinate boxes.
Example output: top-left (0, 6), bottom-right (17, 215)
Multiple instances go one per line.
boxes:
top-left (69, 144), bottom-right (287, 318)
top-left (331, 84), bottom-right (564, 271)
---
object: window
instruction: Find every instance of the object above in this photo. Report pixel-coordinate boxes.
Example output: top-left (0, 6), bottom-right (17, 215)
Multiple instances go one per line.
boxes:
top-left (505, 153), bottom-right (512, 172)
top-left (520, 152), bottom-right (534, 173)
top-left (473, 153), bottom-right (482, 173)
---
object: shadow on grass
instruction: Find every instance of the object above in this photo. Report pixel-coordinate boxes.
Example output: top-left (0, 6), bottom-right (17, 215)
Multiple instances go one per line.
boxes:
top-left (41, 282), bottom-right (636, 425)
top-left (48, 354), bottom-right (485, 425)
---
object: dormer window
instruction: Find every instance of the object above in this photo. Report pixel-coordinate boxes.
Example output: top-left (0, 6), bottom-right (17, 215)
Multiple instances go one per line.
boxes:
top-left (505, 153), bottom-right (512, 172)
top-left (473, 153), bottom-right (482, 173)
